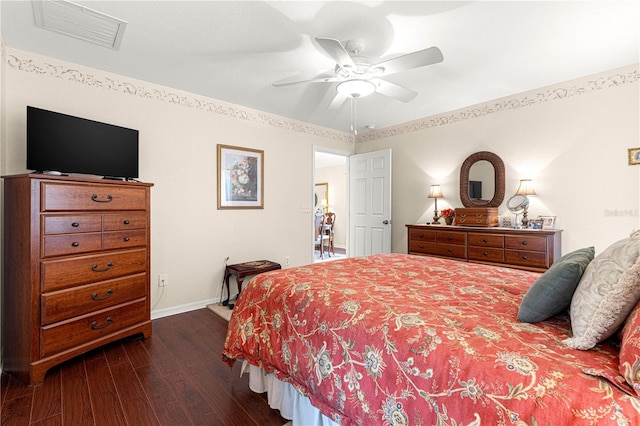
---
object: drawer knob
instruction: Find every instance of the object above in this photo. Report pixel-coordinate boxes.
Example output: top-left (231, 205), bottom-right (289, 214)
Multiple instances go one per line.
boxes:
top-left (91, 317), bottom-right (113, 330)
top-left (483, 251), bottom-right (488, 256)
top-left (448, 236), bottom-right (453, 240)
top-left (419, 244), bottom-right (424, 248)
top-left (91, 262), bottom-right (113, 273)
top-left (448, 248), bottom-right (453, 252)
top-left (71, 222), bottom-right (80, 228)
top-left (419, 233), bottom-right (424, 238)
top-left (482, 238), bottom-right (488, 243)
top-left (72, 242), bottom-right (80, 247)
top-left (92, 289), bottom-right (113, 301)
top-left (124, 220), bottom-right (130, 225)
top-left (124, 237), bottom-right (130, 242)
top-left (522, 241), bottom-right (528, 245)
top-left (91, 194), bottom-right (113, 203)
top-left (522, 255), bottom-right (528, 260)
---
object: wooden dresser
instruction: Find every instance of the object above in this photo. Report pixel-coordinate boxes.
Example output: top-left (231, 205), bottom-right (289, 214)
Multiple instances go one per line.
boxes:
top-left (2, 174), bottom-right (153, 385)
top-left (406, 224), bottom-right (562, 272)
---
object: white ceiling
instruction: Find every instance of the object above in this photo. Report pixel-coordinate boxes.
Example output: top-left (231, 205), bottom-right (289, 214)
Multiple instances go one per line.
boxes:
top-left (2, 1), bottom-right (639, 134)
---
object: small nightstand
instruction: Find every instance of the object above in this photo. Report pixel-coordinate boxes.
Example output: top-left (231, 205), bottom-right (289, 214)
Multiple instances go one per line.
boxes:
top-left (223, 260), bottom-right (282, 308)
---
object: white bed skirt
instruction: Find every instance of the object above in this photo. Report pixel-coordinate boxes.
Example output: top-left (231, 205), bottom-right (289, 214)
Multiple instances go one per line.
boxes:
top-left (242, 361), bottom-right (340, 426)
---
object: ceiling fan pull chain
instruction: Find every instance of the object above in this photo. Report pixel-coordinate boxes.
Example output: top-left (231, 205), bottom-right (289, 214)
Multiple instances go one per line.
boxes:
top-left (352, 95), bottom-right (358, 135)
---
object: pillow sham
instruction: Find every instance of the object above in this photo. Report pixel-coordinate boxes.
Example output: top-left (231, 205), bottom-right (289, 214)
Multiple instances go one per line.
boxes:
top-left (619, 300), bottom-right (640, 397)
top-left (517, 247), bottom-right (594, 323)
top-left (564, 231), bottom-right (640, 350)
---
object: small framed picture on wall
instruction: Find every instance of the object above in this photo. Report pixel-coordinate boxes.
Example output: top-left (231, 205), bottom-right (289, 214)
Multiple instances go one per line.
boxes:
top-left (628, 148), bottom-right (640, 166)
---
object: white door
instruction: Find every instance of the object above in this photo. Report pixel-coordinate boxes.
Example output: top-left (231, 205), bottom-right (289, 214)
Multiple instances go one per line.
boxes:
top-left (349, 149), bottom-right (392, 256)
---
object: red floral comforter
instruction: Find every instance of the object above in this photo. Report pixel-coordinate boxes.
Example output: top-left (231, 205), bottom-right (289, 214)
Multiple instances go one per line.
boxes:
top-left (222, 254), bottom-right (640, 425)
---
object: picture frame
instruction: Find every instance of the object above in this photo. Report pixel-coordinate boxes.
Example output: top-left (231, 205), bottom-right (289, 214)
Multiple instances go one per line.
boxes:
top-left (500, 215), bottom-right (512, 228)
top-left (537, 215), bottom-right (556, 229)
top-left (529, 219), bottom-right (544, 230)
top-left (217, 144), bottom-right (264, 209)
top-left (628, 148), bottom-right (640, 166)
top-left (314, 183), bottom-right (328, 212)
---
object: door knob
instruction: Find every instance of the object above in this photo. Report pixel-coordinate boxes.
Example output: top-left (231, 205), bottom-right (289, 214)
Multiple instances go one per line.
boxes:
top-left (383, 220), bottom-right (390, 225)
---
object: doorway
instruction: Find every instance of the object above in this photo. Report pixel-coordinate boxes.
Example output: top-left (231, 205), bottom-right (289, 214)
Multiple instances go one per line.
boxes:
top-left (313, 149), bottom-right (349, 263)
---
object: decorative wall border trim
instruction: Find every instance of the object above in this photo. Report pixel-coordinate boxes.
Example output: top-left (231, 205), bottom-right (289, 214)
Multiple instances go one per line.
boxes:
top-left (357, 66), bottom-right (639, 143)
top-left (7, 51), bottom-right (637, 145)
top-left (7, 51), bottom-right (354, 144)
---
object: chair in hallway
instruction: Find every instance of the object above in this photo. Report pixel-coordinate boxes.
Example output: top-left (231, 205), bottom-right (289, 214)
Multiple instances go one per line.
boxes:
top-left (325, 212), bottom-right (336, 256)
top-left (314, 212), bottom-right (330, 258)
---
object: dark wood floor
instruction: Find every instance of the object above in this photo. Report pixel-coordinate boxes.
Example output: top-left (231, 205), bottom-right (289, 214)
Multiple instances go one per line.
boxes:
top-left (1, 308), bottom-right (287, 425)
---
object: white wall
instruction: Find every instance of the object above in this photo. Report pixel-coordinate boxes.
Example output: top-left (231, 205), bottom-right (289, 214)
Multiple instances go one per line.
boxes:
top-left (357, 64), bottom-right (640, 256)
top-left (2, 49), bottom-right (354, 318)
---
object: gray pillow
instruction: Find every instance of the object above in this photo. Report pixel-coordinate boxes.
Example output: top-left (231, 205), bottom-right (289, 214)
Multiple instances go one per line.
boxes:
top-left (518, 247), bottom-right (595, 323)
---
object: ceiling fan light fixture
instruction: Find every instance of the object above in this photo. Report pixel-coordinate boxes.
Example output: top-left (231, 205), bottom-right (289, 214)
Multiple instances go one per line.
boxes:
top-left (337, 79), bottom-right (376, 98)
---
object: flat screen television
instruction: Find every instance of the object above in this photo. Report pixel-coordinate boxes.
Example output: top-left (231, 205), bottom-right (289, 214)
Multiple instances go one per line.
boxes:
top-left (27, 106), bottom-right (139, 179)
top-left (469, 180), bottom-right (482, 200)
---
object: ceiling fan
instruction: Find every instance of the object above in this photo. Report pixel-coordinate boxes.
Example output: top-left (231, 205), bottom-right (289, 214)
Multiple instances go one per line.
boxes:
top-left (273, 37), bottom-right (444, 110)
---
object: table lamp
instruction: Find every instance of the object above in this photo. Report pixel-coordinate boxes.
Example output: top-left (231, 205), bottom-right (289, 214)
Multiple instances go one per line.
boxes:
top-left (515, 179), bottom-right (536, 228)
top-left (428, 185), bottom-right (443, 224)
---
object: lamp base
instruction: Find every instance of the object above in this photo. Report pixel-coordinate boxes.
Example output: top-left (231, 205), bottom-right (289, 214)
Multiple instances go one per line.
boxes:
top-left (432, 215), bottom-right (441, 224)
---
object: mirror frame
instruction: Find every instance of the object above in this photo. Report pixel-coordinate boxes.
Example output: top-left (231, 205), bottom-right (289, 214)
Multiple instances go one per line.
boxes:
top-left (459, 151), bottom-right (505, 208)
top-left (315, 182), bottom-right (328, 211)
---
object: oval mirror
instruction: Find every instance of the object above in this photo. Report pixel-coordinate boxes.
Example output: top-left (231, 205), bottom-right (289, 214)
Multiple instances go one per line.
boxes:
top-left (460, 151), bottom-right (505, 208)
top-left (506, 194), bottom-right (529, 213)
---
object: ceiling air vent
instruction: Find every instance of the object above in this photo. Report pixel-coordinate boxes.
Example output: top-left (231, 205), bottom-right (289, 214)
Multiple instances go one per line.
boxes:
top-left (32, 0), bottom-right (127, 50)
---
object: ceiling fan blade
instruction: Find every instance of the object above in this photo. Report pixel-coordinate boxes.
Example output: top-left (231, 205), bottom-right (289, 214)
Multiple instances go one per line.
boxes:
top-left (326, 91), bottom-right (348, 110)
top-left (376, 46), bottom-right (443, 76)
top-left (273, 76), bottom-right (339, 87)
top-left (315, 37), bottom-right (356, 69)
top-left (374, 79), bottom-right (417, 103)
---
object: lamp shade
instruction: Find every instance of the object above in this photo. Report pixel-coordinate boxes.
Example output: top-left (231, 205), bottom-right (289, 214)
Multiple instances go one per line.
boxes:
top-left (428, 185), bottom-right (443, 198)
top-left (515, 179), bottom-right (537, 196)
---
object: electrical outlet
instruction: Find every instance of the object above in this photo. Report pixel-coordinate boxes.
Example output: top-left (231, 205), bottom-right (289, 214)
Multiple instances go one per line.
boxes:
top-left (158, 274), bottom-right (168, 287)
top-left (285, 256), bottom-right (290, 266)
top-left (301, 204), bottom-right (312, 213)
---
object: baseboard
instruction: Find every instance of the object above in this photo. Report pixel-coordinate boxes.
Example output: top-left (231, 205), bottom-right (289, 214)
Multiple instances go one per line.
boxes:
top-left (151, 297), bottom-right (221, 320)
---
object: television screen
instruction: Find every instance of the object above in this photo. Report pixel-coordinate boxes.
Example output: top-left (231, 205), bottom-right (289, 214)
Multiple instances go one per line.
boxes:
top-left (27, 106), bottom-right (139, 179)
top-left (469, 180), bottom-right (482, 199)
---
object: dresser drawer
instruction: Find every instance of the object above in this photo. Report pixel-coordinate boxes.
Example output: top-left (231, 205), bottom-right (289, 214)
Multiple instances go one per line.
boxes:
top-left (42, 233), bottom-right (103, 258)
top-left (409, 240), bottom-right (437, 255)
top-left (103, 230), bottom-right (147, 250)
top-left (41, 273), bottom-right (147, 325)
top-left (436, 243), bottom-right (466, 259)
top-left (41, 183), bottom-right (147, 211)
top-left (505, 235), bottom-right (547, 252)
top-left (103, 212), bottom-right (147, 231)
top-left (43, 214), bottom-right (102, 235)
top-left (41, 249), bottom-right (147, 292)
top-left (468, 233), bottom-right (504, 248)
top-left (409, 228), bottom-right (436, 242)
top-left (436, 231), bottom-right (466, 245)
top-left (505, 250), bottom-right (548, 268)
top-left (468, 246), bottom-right (505, 263)
top-left (41, 298), bottom-right (147, 357)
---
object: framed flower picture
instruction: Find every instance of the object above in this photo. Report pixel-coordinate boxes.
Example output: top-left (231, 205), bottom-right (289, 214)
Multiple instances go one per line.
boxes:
top-left (217, 144), bottom-right (264, 209)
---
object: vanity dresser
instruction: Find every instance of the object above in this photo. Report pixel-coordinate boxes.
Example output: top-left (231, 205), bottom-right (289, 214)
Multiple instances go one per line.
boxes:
top-left (2, 174), bottom-right (153, 385)
top-left (407, 224), bottom-right (561, 272)
top-left (411, 151), bottom-right (562, 272)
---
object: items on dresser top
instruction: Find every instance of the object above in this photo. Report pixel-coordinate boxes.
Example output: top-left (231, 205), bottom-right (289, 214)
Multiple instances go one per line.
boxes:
top-left (406, 224), bottom-right (562, 272)
top-left (2, 174), bottom-right (153, 385)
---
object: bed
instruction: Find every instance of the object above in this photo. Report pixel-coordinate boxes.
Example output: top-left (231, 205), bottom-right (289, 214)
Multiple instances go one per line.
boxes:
top-left (222, 252), bottom-right (640, 425)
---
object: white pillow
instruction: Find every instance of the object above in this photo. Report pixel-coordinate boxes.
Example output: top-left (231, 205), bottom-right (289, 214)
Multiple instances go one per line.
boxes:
top-left (564, 230), bottom-right (640, 350)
